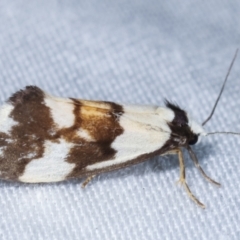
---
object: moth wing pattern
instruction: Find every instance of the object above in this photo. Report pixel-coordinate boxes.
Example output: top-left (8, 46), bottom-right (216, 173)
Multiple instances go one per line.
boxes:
top-left (0, 86), bottom-right (174, 183)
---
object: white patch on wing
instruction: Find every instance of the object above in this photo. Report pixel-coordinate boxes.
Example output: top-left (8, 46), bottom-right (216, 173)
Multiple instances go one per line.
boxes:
top-left (86, 106), bottom-right (174, 170)
top-left (123, 106), bottom-right (175, 125)
top-left (44, 96), bottom-right (75, 129)
top-left (77, 129), bottom-right (94, 141)
top-left (123, 104), bottom-right (161, 113)
top-left (0, 104), bottom-right (17, 134)
top-left (19, 138), bottom-right (75, 183)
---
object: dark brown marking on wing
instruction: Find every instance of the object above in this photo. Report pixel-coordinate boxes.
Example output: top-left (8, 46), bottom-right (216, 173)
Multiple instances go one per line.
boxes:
top-left (66, 100), bottom-right (124, 179)
top-left (0, 86), bottom-right (57, 180)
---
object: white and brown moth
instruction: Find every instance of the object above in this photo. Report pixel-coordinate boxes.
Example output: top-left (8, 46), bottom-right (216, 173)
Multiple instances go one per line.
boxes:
top-left (0, 50), bottom-right (238, 208)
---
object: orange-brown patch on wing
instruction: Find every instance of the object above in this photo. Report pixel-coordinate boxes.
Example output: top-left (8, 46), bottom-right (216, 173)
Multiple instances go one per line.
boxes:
top-left (80, 103), bottom-right (121, 142)
top-left (66, 100), bottom-right (124, 178)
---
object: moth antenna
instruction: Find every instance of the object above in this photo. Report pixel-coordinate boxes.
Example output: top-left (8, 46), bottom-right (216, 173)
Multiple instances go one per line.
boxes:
top-left (202, 49), bottom-right (239, 126)
top-left (207, 131), bottom-right (240, 136)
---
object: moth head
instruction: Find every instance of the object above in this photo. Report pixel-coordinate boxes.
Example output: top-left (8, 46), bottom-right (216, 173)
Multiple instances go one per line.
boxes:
top-left (187, 115), bottom-right (206, 144)
top-left (165, 100), bottom-right (206, 146)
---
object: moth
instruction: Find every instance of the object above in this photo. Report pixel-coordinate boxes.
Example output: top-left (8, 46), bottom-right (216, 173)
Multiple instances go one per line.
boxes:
top-left (0, 50), bottom-right (238, 208)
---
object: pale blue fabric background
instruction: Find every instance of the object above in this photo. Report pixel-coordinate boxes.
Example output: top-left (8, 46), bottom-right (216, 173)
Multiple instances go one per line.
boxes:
top-left (0, 1), bottom-right (240, 239)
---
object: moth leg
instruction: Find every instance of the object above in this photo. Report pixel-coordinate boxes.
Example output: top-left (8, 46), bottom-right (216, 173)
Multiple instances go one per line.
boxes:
top-left (81, 175), bottom-right (96, 188)
top-left (186, 146), bottom-right (220, 186)
top-left (176, 148), bottom-right (205, 209)
top-left (176, 148), bottom-right (185, 185)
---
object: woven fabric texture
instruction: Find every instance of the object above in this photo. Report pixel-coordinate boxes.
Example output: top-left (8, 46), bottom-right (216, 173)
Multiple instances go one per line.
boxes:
top-left (0, 1), bottom-right (240, 239)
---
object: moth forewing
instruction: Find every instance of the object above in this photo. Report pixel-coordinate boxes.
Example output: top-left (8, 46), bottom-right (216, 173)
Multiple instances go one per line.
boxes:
top-left (0, 86), bottom-right (176, 181)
